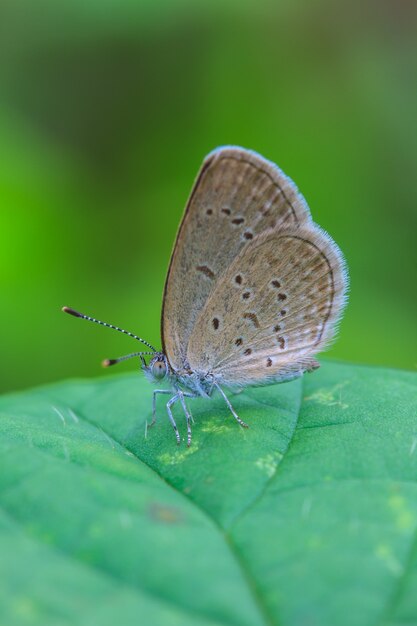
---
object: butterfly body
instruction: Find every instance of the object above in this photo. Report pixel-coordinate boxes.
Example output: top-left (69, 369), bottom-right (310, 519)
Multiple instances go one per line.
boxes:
top-left (144, 353), bottom-right (213, 397)
top-left (64, 146), bottom-right (348, 446)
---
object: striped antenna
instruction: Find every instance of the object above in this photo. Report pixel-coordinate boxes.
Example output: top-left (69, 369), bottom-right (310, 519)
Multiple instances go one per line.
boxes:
top-left (62, 307), bottom-right (157, 352)
top-left (102, 352), bottom-right (153, 367)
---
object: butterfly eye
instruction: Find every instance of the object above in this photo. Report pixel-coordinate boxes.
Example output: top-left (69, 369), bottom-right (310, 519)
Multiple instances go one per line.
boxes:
top-left (151, 359), bottom-right (167, 380)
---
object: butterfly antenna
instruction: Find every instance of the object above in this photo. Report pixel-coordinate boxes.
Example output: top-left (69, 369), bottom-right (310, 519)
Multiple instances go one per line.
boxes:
top-left (62, 306), bottom-right (157, 352)
top-left (102, 352), bottom-right (153, 368)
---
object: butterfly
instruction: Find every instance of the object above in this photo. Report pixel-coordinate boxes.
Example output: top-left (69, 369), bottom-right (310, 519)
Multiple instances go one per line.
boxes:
top-left (63, 146), bottom-right (348, 446)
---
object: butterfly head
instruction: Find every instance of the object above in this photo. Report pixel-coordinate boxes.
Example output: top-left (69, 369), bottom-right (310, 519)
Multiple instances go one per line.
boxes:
top-left (143, 353), bottom-right (170, 383)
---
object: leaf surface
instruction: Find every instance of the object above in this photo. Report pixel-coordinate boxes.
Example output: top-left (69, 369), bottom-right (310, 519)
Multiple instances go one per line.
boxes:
top-left (0, 362), bottom-right (416, 626)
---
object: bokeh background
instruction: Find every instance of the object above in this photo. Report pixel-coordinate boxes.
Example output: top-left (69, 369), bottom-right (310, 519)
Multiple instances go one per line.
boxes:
top-left (0, 0), bottom-right (416, 394)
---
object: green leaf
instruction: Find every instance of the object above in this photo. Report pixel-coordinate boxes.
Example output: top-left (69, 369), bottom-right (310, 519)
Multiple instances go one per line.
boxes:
top-left (0, 361), bottom-right (416, 626)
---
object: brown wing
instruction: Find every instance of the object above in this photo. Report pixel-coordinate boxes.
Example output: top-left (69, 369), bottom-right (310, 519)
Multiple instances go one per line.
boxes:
top-left (161, 146), bottom-right (312, 371)
top-left (186, 225), bottom-right (348, 386)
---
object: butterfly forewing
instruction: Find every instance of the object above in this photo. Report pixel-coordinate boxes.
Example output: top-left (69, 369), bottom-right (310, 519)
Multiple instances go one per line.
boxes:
top-left (186, 226), bottom-right (347, 386)
top-left (162, 146), bottom-right (312, 370)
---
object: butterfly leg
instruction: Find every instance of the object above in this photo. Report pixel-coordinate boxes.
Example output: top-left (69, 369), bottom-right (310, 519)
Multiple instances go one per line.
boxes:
top-left (166, 394), bottom-right (182, 445)
top-left (177, 391), bottom-right (194, 447)
top-left (214, 383), bottom-right (249, 429)
top-left (182, 392), bottom-right (196, 424)
top-left (147, 389), bottom-right (172, 431)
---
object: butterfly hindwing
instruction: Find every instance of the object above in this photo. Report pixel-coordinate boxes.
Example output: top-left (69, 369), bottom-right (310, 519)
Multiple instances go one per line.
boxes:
top-left (186, 225), bottom-right (347, 386)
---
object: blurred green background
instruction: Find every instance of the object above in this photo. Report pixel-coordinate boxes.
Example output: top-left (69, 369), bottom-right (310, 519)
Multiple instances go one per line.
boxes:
top-left (0, 0), bottom-right (416, 394)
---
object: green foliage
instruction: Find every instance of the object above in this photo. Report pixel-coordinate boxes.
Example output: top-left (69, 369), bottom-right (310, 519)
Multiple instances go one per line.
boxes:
top-left (0, 361), bottom-right (416, 626)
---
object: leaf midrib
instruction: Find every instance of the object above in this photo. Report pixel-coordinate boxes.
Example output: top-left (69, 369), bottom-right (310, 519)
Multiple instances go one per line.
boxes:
top-left (225, 381), bottom-right (303, 531)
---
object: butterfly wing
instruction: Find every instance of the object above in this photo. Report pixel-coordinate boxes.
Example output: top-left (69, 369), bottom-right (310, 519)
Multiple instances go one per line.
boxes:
top-left (162, 146), bottom-right (312, 371)
top-left (186, 225), bottom-right (348, 386)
